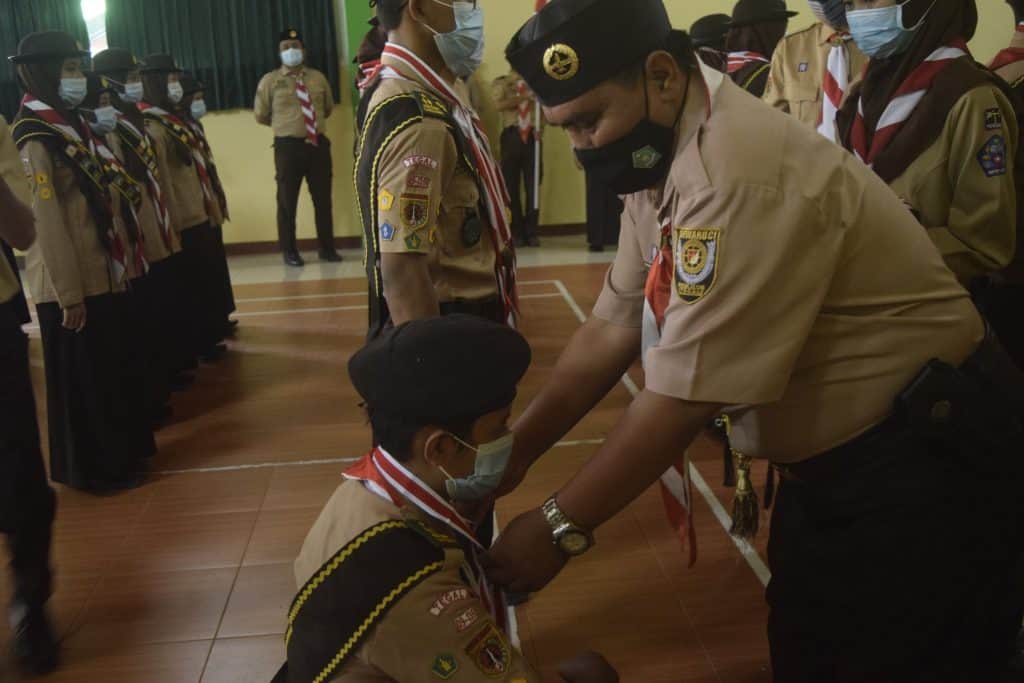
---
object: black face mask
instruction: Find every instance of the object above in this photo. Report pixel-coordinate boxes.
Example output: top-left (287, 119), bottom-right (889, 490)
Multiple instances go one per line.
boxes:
top-left (575, 81), bottom-right (679, 195)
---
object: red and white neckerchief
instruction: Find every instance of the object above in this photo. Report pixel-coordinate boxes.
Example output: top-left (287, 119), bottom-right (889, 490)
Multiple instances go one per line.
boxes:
top-left (817, 32), bottom-right (852, 142)
top-left (849, 40), bottom-right (969, 167)
top-left (989, 23), bottom-right (1024, 72)
top-left (380, 43), bottom-right (519, 323)
top-left (515, 80), bottom-right (534, 145)
top-left (87, 128), bottom-right (148, 276)
top-left (357, 59), bottom-right (384, 92)
top-left (343, 447), bottom-right (509, 632)
top-left (21, 96), bottom-right (129, 283)
top-left (726, 51), bottom-right (769, 75)
top-left (138, 102), bottom-right (219, 218)
top-left (116, 116), bottom-right (174, 251)
top-left (292, 72), bottom-right (320, 146)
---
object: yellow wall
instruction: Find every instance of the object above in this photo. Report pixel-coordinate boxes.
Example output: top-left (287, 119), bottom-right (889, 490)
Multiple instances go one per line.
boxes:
top-left (209, 0), bottom-right (1017, 245)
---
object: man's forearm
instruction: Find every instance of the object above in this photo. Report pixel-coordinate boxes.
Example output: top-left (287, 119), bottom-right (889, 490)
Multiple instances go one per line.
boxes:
top-left (0, 176), bottom-right (35, 250)
top-left (512, 317), bottom-right (640, 470)
top-left (382, 252), bottom-right (440, 324)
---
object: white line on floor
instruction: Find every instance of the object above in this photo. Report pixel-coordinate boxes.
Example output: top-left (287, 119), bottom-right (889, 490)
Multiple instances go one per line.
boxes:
top-left (552, 280), bottom-right (772, 587)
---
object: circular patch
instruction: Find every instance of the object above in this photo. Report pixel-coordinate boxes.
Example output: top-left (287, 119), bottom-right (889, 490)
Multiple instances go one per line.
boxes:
top-left (680, 239), bottom-right (708, 276)
top-left (543, 44), bottom-right (580, 81)
top-left (461, 214), bottom-right (482, 247)
top-left (39, 187), bottom-right (53, 200)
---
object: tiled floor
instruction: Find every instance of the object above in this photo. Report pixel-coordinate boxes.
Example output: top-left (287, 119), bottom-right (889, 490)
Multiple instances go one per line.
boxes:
top-left (1, 257), bottom-right (773, 682)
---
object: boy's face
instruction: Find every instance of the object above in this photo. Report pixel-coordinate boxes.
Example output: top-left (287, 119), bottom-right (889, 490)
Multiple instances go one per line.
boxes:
top-left (432, 405), bottom-right (512, 481)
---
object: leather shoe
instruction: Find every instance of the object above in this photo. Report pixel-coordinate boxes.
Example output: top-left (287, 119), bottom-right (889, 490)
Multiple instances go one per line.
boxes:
top-left (319, 250), bottom-right (343, 263)
top-left (283, 251), bottom-right (305, 267)
top-left (10, 605), bottom-right (59, 676)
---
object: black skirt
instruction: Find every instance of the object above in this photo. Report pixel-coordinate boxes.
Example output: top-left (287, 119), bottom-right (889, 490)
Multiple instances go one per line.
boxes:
top-left (180, 223), bottom-right (230, 350)
top-left (36, 293), bottom-right (155, 490)
top-left (148, 251), bottom-right (200, 373)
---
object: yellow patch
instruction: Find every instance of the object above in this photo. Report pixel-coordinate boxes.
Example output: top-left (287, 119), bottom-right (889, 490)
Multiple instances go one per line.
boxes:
top-left (543, 43), bottom-right (580, 81)
top-left (35, 172), bottom-right (49, 185)
top-left (39, 187), bottom-right (54, 201)
top-left (378, 189), bottom-right (395, 212)
top-left (419, 93), bottom-right (449, 118)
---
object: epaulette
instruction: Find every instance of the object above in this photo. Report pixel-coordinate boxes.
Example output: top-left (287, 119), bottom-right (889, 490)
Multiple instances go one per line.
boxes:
top-left (413, 90), bottom-right (452, 121)
top-left (405, 518), bottom-right (461, 549)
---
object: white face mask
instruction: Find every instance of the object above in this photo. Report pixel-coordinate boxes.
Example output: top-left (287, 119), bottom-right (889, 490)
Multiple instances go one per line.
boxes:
top-left (87, 106), bottom-right (119, 136)
top-left (58, 77), bottom-right (88, 107)
top-left (167, 81), bottom-right (184, 104)
top-left (190, 99), bottom-right (207, 119)
top-left (422, 0), bottom-right (485, 79)
top-left (123, 81), bottom-right (144, 103)
top-left (281, 48), bottom-right (304, 68)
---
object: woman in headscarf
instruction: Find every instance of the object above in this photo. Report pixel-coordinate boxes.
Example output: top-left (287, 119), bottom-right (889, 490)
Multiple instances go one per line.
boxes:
top-left (179, 75), bottom-right (236, 341)
top-left (724, 0), bottom-right (797, 96)
top-left (11, 31), bottom-right (154, 493)
top-left (138, 54), bottom-right (226, 361)
top-left (838, 0), bottom-right (1018, 287)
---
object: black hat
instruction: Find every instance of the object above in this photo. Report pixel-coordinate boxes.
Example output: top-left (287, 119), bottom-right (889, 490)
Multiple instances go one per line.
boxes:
top-left (139, 54), bottom-right (183, 74)
top-left (92, 48), bottom-right (139, 76)
top-left (506, 0), bottom-right (673, 107)
top-left (690, 14), bottom-right (732, 49)
top-left (727, 0), bottom-right (798, 28)
top-left (9, 31), bottom-right (88, 64)
top-left (279, 28), bottom-right (303, 43)
top-left (180, 74), bottom-right (204, 97)
top-left (348, 315), bottom-right (532, 422)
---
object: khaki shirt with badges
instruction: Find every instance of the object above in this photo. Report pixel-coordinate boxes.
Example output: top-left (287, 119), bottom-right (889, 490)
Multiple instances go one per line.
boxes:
top-left (763, 22), bottom-right (868, 129)
top-left (994, 30), bottom-right (1024, 86)
top-left (593, 62), bottom-right (983, 463)
top-left (0, 115), bottom-right (30, 304)
top-left (106, 132), bottom-right (177, 265)
top-left (368, 55), bottom-right (499, 303)
top-left (294, 479), bottom-right (540, 682)
top-left (146, 121), bottom-right (208, 232)
top-left (254, 66), bottom-right (334, 139)
top-left (491, 73), bottom-right (524, 130)
top-left (20, 140), bottom-right (127, 307)
top-left (888, 85), bottom-right (1018, 285)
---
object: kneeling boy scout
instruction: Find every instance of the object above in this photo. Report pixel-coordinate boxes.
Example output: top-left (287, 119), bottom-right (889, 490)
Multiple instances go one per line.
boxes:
top-left (274, 315), bottom-right (617, 682)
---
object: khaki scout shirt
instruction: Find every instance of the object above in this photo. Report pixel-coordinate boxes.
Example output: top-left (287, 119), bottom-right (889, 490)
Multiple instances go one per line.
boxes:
top-left (889, 85), bottom-right (1019, 286)
top-left (491, 73), bottom-right (527, 130)
top-left (367, 54), bottom-right (499, 303)
top-left (254, 66), bottom-right (334, 139)
top-left (994, 29), bottom-right (1024, 86)
top-left (763, 22), bottom-right (868, 130)
top-left (0, 115), bottom-right (29, 304)
top-left (146, 121), bottom-right (208, 232)
top-left (593, 62), bottom-right (984, 463)
top-left (20, 140), bottom-right (126, 307)
top-left (294, 479), bottom-right (540, 682)
top-left (106, 132), bottom-right (177, 265)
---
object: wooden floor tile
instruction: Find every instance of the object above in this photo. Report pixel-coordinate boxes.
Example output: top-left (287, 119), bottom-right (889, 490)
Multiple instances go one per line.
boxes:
top-left (217, 564), bottom-right (294, 639)
top-left (242, 507), bottom-right (322, 567)
top-left (201, 635), bottom-right (285, 683)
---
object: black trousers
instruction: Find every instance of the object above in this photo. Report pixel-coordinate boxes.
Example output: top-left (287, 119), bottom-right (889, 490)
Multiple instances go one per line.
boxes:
top-left (274, 136), bottom-right (335, 254)
top-left (974, 281), bottom-right (1023, 370)
top-left (767, 349), bottom-right (1024, 681)
top-left (0, 303), bottom-right (55, 610)
top-left (585, 172), bottom-right (623, 248)
top-left (2, 242), bottom-right (30, 324)
top-left (500, 126), bottom-right (538, 243)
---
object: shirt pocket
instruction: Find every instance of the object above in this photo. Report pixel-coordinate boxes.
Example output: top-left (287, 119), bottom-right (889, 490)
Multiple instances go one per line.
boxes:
top-left (788, 83), bottom-right (822, 124)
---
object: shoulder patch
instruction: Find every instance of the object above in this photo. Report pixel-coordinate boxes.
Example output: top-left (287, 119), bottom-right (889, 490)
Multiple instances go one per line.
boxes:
top-left (985, 108), bottom-right (1004, 131)
top-left (403, 155), bottom-right (439, 170)
top-left (407, 173), bottom-right (432, 190)
top-left (406, 232), bottom-right (423, 250)
top-left (674, 227), bottom-right (721, 304)
top-left (430, 588), bottom-right (473, 617)
top-left (400, 192), bottom-right (431, 230)
top-left (432, 654), bottom-right (459, 679)
top-left (380, 223), bottom-right (396, 241)
top-left (416, 91), bottom-right (451, 119)
top-left (465, 623), bottom-right (511, 677)
top-left (978, 135), bottom-right (1008, 178)
top-left (378, 188), bottom-right (395, 212)
top-left (454, 607), bottom-right (481, 632)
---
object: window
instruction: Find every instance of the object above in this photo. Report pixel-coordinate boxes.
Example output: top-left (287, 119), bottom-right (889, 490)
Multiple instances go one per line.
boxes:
top-left (81, 0), bottom-right (107, 55)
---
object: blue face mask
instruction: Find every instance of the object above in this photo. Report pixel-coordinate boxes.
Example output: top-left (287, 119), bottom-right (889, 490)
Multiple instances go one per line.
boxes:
top-left (86, 106), bottom-right (119, 136)
top-left (438, 432), bottom-right (514, 502)
top-left (123, 81), bottom-right (144, 103)
top-left (191, 99), bottom-right (207, 119)
top-left (59, 77), bottom-right (88, 107)
top-left (847, 0), bottom-right (933, 60)
top-left (424, 0), bottom-right (485, 79)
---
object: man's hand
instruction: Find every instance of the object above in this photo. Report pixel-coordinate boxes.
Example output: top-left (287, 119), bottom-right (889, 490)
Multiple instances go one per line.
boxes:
top-left (558, 652), bottom-right (619, 683)
top-left (62, 303), bottom-right (87, 332)
top-left (485, 507), bottom-right (568, 593)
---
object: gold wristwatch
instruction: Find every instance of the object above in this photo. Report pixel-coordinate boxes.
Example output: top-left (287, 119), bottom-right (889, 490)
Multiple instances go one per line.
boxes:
top-left (542, 497), bottom-right (595, 557)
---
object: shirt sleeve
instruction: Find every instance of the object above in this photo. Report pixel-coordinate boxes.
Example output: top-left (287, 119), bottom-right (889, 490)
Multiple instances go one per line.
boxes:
top-left (592, 196), bottom-right (647, 328)
top-left (0, 116), bottom-right (31, 207)
top-left (926, 85), bottom-right (1018, 284)
top-left (375, 118), bottom-right (457, 255)
top-left (317, 71), bottom-right (334, 119)
top-left (762, 41), bottom-right (790, 113)
top-left (644, 182), bottom-right (844, 406)
top-left (254, 74), bottom-right (272, 124)
top-left (361, 566), bottom-right (540, 682)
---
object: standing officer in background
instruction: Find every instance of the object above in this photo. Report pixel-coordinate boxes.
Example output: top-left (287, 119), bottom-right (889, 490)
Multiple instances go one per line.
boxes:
top-left (0, 115), bottom-right (58, 676)
top-left (763, 0), bottom-right (867, 140)
top-left (255, 29), bottom-right (340, 268)
top-left (492, 70), bottom-right (541, 247)
top-left (724, 0), bottom-right (796, 97)
top-left (485, 0), bottom-right (1024, 680)
top-left (690, 14), bottom-right (732, 71)
top-left (355, 0), bottom-right (517, 339)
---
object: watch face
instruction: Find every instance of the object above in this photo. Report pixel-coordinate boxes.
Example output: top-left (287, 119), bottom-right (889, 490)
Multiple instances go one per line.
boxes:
top-left (559, 531), bottom-right (591, 556)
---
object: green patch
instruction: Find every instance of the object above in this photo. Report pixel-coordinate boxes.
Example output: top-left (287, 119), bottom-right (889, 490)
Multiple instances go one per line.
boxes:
top-left (432, 654), bottom-right (459, 679)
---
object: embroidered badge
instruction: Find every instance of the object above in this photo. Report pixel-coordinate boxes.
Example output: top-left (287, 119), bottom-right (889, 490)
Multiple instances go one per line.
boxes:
top-left (400, 193), bottom-right (430, 230)
top-left (978, 135), bottom-right (1008, 178)
top-left (674, 227), bottom-right (721, 304)
top-left (35, 172), bottom-right (49, 185)
top-left (380, 223), bottom-right (396, 242)
top-left (432, 654), bottom-right (459, 680)
top-left (543, 43), bottom-right (580, 81)
top-left (38, 187), bottom-right (54, 201)
top-left (378, 189), bottom-right (395, 212)
top-left (407, 174), bottom-right (432, 190)
top-left (420, 93), bottom-right (449, 117)
top-left (798, 62), bottom-right (809, 73)
top-left (465, 623), bottom-right (510, 676)
top-left (403, 155), bottom-right (439, 170)
top-left (405, 232), bottom-right (423, 250)
top-left (430, 589), bottom-right (471, 617)
top-left (985, 108), bottom-right (1004, 131)
top-left (454, 607), bottom-right (480, 633)
top-left (632, 146), bottom-right (662, 170)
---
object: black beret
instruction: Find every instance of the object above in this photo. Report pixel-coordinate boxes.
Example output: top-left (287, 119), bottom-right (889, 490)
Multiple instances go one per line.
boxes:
top-left (348, 315), bottom-right (531, 422)
top-left (727, 0), bottom-right (798, 29)
top-left (279, 28), bottom-right (303, 43)
top-left (139, 54), bottom-right (183, 74)
top-left (10, 31), bottom-right (88, 64)
top-left (506, 0), bottom-right (673, 107)
top-left (92, 48), bottom-right (139, 76)
top-left (690, 14), bottom-right (732, 49)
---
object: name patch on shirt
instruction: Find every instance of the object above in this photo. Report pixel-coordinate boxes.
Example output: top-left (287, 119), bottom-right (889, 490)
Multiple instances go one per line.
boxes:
top-left (978, 135), bottom-right (1008, 178)
top-left (674, 227), bottom-right (721, 304)
top-left (430, 588), bottom-right (471, 616)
